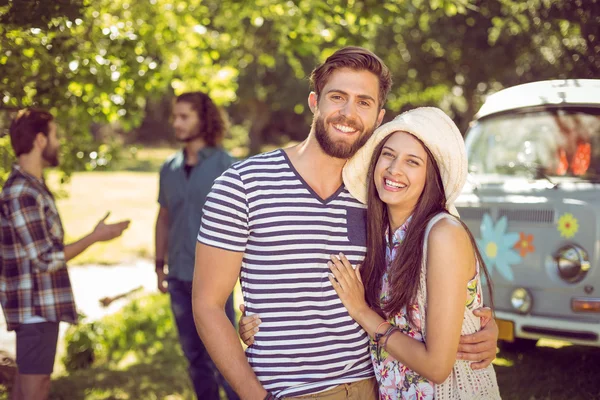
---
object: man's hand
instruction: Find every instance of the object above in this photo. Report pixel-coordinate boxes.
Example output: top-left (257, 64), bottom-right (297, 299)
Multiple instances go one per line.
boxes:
top-left (91, 212), bottom-right (130, 242)
top-left (238, 304), bottom-right (261, 346)
top-left (156, 261), bottom-right (168, 294)
top-left (457, 307), bottom-right (498, 369)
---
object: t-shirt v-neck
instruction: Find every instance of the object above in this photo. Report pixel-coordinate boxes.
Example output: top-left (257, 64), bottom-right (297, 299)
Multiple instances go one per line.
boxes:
top-left (279, 149), bottom-right (344, 204)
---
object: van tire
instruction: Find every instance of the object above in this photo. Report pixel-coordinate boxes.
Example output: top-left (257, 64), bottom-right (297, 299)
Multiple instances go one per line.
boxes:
top-left (499, 338), bottom-right (538, 352)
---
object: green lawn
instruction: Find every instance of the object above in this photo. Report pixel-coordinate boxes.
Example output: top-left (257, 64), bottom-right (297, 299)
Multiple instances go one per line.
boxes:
top-left (45, 146), bottom-right (178, 265)
top-left (495, 340), bottom-right (600, 399)
top-left (48, 170), bottom-right (159, 265)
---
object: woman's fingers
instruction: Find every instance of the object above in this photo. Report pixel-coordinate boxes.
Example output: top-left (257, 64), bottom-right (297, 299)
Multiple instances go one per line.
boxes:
top-left (337, 252), bottom-right (355, 274)
top-left (328, 263), bottom-right (346, 291)
top-left (355, 264), bottom-right (363, 283)
top-left (329, 255), bottom-right (351, 290)
top-left (328, 273), bottom-right (342, 293)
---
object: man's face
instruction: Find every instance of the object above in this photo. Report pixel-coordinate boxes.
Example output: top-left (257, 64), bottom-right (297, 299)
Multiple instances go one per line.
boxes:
top-left (42, 121), bottom-right (60, 167)
top-left (310, 68), bottom-right (385, 159)
top-left (172, 101), bottom-right (200, 142)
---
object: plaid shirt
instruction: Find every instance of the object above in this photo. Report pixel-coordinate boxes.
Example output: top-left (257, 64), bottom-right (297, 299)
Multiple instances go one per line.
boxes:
top-left (0, 165), bottom-right (77, 331)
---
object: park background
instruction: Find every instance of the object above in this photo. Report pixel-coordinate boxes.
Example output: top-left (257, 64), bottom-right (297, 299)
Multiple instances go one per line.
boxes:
top-left (0, 0), bottom-right (599, 398)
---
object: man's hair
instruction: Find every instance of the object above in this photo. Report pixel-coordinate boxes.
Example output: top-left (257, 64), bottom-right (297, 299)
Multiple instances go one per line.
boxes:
top-left (309, 46), bottom-right (393, 109)
top-left (9, 108), bottom-right (54, 156)
top-left (176, 92), bottom-right (228, 146)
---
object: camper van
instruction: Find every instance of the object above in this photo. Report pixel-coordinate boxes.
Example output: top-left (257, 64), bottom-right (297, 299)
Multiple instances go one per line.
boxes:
top-left (456, 79), bottom-right (600, 350)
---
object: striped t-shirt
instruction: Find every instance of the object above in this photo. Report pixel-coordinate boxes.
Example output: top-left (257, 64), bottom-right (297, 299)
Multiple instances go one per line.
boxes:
top-left (197, 149), bottom-right (373, 397)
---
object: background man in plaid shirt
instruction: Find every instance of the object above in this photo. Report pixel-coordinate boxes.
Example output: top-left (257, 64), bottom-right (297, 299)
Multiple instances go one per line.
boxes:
top-left (0, 109), bottom-right (130, 400)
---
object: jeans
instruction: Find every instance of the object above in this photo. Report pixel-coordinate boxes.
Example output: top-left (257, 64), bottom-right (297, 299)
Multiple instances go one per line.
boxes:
top-left (169, 278), bottom-right (238, 400)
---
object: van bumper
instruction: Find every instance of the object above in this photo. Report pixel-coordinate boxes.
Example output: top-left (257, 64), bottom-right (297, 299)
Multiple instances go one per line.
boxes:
top-left (495, 311), bottom-right (600, 347)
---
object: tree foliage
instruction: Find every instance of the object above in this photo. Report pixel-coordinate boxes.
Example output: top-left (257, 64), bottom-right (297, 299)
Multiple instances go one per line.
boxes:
top-left (1, 0), bottom-right (598, 184)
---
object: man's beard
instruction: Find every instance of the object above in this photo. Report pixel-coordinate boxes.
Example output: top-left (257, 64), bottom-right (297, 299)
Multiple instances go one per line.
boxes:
top-left (175, 123), bottom-right (203, 143)
top-left (313, 114), bottom-right (376, 159)
top-left (42, 144), bottom-right (59, 167)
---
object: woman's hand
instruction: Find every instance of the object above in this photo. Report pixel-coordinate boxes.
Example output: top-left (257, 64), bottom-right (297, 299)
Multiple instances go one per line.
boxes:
top-left (238, 304), bottom-right (261, 346)
top-left (327, 252), bottom-right (370, 320)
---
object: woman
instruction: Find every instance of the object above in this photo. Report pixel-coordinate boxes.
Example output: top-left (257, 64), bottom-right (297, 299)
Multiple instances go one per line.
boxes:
top-left (241, 108), bottom-right (501, 399)
top-left (332, 107), bottom-right (500, 399)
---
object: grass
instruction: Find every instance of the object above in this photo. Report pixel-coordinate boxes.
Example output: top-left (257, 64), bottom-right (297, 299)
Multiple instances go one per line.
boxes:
top-left (114, 146), bottom-right (178, 173)
top-left (0, 293), bottom-right (237, 400)
top-left (495, 340), bottom-right (600, 399)
top-left (47, 170), bottom-right (159, 265)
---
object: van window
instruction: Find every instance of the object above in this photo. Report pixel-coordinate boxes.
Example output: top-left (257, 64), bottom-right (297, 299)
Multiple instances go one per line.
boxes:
top-left (467, 109), bottom-right (600, 181)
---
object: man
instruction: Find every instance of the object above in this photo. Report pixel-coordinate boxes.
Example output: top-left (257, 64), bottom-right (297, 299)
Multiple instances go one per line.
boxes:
top-left (0, 109), bottom-right (130, 400)
top-left (155, 91), bottom-right (238, 400)
top-left (193, 47), bottom-right (498, 399)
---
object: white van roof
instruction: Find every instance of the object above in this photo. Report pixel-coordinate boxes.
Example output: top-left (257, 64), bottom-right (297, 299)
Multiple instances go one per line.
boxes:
top-left (476, 79), bottom-right (600, 119)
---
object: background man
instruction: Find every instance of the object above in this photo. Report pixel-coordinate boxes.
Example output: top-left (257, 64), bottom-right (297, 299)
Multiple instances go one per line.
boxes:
top-left (0, 109), bottom-right (130, 400)
top-left (155, 91), bottom-right (238, 399)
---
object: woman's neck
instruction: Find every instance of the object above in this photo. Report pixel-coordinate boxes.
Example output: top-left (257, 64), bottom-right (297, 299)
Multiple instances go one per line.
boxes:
top-left (387, 206), bottom-right (414, 233)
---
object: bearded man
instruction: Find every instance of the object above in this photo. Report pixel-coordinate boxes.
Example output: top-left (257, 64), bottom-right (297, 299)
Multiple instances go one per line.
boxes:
top-left (0, 109), bottom-right (130, 400)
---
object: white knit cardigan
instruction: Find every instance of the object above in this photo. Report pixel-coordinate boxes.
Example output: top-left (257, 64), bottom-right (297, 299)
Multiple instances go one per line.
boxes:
top-left (417, 213), bottom-right (502, 399)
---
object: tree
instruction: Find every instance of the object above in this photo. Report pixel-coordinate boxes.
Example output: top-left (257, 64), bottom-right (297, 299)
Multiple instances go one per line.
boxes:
top-left (0, 0), bottom-right (236, 183)
top-left (2, 0), bottom-right (598, 185)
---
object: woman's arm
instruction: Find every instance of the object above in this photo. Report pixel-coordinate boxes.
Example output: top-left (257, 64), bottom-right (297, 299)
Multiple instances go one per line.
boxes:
top-left (382, 219), bottom-right (475, 383)
top-left (330, 219), bottom-right (476, 384)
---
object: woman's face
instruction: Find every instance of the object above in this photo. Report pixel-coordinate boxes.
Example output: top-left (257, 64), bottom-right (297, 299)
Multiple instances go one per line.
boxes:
top-left (374, 131), bottom-right (428, 213)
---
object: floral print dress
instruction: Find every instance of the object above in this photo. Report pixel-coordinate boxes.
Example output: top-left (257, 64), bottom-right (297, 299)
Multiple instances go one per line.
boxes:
top-left (370, 216), bottom-right (483, 400)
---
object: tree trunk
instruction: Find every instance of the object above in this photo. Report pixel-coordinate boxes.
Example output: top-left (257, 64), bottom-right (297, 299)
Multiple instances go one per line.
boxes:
top-left (248, 101), bottom-right (271, 156)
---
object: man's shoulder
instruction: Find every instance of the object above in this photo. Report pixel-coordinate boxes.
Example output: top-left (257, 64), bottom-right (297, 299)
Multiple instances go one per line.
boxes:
top-left (209, 149), bottom-right (286, 190)
top-left (159, 150), bottom-right (183, 173)
top-left (229, 149), bottom-right (286, 172)
top-left (0, 172), bottom-right (39, 203)
top-left (209, 147), bottom-right (237, 169)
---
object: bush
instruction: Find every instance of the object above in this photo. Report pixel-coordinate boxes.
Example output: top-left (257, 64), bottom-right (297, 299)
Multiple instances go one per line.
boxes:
top-left (62, 293), bottom-right (178, 372)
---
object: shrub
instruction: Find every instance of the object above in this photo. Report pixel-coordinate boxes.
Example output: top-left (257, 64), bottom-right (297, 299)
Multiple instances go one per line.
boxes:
top-left (62, 293), bottom-right (178, 372)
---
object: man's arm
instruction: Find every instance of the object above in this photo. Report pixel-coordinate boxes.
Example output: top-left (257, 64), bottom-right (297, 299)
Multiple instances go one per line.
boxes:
top-left (192, 243), bottom-right (267, 400)
top-left (154, 206), bottom-right (169, 293)
top-left (64, 212), bottom-right (130, 261)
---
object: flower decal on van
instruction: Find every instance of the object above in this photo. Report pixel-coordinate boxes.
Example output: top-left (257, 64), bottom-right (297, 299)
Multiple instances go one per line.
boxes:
top-left (557, 213), bottom-right (579, 239)
top-left (514, 232), bottom-right (535, 257)
top-left (476, 214), bottom-right (522, 282)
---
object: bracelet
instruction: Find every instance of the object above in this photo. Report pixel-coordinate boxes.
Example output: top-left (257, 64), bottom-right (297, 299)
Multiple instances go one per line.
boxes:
top-left (155, 260), bottom-right (165, 271)
top-left (383, 327), bottom-right (401, 350)
top-left (375, 321), bottom-right (390, 336)
top-left (374, 325), bottom-right (395, 344)
top-left (375, 324), bottom-right (400, 362)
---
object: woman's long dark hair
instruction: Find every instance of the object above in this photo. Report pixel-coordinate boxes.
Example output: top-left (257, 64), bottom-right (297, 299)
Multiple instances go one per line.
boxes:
top-left (361, 132), bottom-right (493, 325)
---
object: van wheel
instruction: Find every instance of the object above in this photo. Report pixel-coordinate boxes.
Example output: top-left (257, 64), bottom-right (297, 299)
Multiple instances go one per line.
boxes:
top-left (499, 338), bottom-right (538, 352)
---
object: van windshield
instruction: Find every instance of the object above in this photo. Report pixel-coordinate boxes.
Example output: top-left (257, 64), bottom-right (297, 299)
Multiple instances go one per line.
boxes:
top-left (466, 108), bottom-right (600, 181)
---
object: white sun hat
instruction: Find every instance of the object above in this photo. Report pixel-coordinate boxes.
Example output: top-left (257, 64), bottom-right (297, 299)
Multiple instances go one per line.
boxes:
top-left (342, 107), bottom-right (467, 217)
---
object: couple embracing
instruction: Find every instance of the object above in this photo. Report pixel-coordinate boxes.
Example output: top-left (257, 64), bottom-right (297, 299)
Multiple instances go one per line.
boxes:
top-left (193, 47), bottom-right (501, 400)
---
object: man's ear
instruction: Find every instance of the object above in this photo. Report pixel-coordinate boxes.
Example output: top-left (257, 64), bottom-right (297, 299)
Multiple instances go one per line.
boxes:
top-left (33, 132), bottom-right (47, 150)
top-left (308, 92), bottom-right (318, 114)
top-left (376, 108), bottom-right (386, 128)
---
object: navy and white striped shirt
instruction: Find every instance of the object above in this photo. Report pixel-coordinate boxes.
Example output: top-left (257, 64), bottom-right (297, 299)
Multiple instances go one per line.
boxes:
top-left (197, 149), bottom-right (373, 397)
